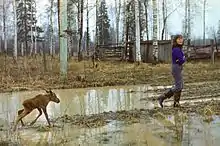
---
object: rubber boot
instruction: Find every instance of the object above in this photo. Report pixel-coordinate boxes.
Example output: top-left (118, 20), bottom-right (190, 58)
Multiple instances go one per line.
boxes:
top-left (158, 89), bottom-right (174, 108)
top-left (173, 90), bottom-right (182, 107)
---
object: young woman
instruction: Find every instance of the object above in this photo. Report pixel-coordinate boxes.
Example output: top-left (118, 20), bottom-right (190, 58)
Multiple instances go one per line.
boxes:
top-left (158, 34), bottom-right (186, 108)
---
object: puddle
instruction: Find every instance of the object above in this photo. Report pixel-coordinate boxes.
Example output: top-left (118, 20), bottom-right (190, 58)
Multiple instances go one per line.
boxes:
top-left (0, 84), bottom-right (220, 145)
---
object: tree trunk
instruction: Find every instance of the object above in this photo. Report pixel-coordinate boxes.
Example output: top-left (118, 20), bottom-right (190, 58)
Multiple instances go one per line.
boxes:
top-left (157, 0), bottom-right (161, 40)
top-left (24, 0), bottom-right (28, 56)
top-left (86, 0), bottom-right (89, 56)
top-left (93, 0), bottom-right (99, 67)
top-left (144, 0), bottom-right (149, 40)
top-left (58, 0), bottom-right (68, 80)
top-left (50, 0), bottom-right (54, 56)
top-left (122, 0), bottom-right (126, 42)
top-left (122, 0), bottom-right (127, 60)
top-left (135, 0), bottom-right (141, 63)
top-left (115, 0), bottom-right (121, 46)
top-left (187, 0), bottom-right (191, 41)
top-left (30, 0), bottom-right (34, 56)
top-left (77, 0), bottom-right (83, 61)
top-left (115, 0), bottom-right (118, 45)
top-left (152, 0), bottom-right (158, 63)
top-left (13, 0), bottom-right (18, 60)
top-left (21, 42), bottom-right (24, 56)
top-left (3, 0), bottom-right (7, 54)
top-left (34, 1), bottom-right (37, 55)
top-left (203, 0), bottom-right (206, 45)
top-left (95, 0), bottom-right (99, 46)
top-left (161, 0), bottom-right (165, 40)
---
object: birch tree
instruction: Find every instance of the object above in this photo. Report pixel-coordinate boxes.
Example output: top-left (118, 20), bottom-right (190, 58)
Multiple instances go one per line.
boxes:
top-left (77, 0), bottom-right (83, 61)
top-left (49, 0), bottom-right (54, 56)
top-left (58, 0), bottom-right (68, 80)
top-left (86, 0), bottom-right (89, 55)
top-left (95, 0), bottom-right (99, 47)
top-left (217, 20), bottom-right (220, 43)
top-left (3, 0), bottom-right (7, 53)
top-left (122, 0), bottom-right (127, 43)
top-left (34, 1), bottom-right (37, 54)
top-left (203, 0), bottom-right (207, 45)
top-left (143, 0), bottom-right (149, 40)
top-left (187, 0), bottom-right (190, 43)
top-left (152, 0), bottom-right (158, 63)
top-left (115, 0), bottom-right (121, 45)
top-left (135, 0), bottom-right (141, 62)
top-left (13, 0), bottom-right (17, 60)
top-left (30, 0), bottom-right (34, 56)
top-left (183, 0), bottom-right (188, 39)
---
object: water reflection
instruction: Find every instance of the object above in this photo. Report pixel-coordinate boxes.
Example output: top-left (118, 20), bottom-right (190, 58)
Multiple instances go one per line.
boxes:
top-left (0, 85), bottom-right (157, 125)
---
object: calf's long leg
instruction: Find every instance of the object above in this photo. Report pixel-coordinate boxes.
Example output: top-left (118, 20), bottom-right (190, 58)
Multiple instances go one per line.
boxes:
top-left (13, 108), bottom-right (31, 131)
top-left (30, 108), bottom-right (42, 126)
top-left (42, 108), bottom-right (51, 126)
top-left (18, 109), bottom-right (25, 126)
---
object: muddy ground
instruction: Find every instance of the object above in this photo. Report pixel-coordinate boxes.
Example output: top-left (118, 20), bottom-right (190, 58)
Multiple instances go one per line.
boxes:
top-left (3, 98), bottom-right (219, 145)
top-left (0, 55), bottom-right (220, 93)
top-left (55, 99), bottom-right (220, 128)
top-left (0, 81), bottom-right (218, 145)
top-left (0, 56), bottom-right (220, 145)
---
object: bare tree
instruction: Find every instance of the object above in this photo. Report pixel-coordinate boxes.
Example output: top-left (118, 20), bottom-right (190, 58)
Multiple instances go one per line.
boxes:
top-left (121, 0), bottom-right (126, 42)
top-left (34, 1), bottom-right (37, 55)
top-left (24, 0), bottom-right (28, 55)
top-left (13, 0), bottom-right (17, 60)
top-left (77, 0), bottom-right (83, 61)
top-left (115, 0), bottom-right (121, 45)
top-left (135, 0), bottom-right (141, 62)
top-left (3, 0), bottom-right (7, 53)
top-left (143, 0), bottom-right (149, 40)
top-left (29, 0), bottom-right (34, 56)
top-left (187, 0), bottom-right (191, 42)
top-left (95, 0), bottom-right (99, 46)
top-left (86, 0), bottom-right (89, 55)
top-left (203, 0), bottom-right (207, 45)
top-left (50, 0), bottom-right (54, 56)
top-left (152, 0), bottom-right (158, 63)
top-left (161, 0), bottom-right (183, 40)
top-left (58, 0), bottom-right (68, 80)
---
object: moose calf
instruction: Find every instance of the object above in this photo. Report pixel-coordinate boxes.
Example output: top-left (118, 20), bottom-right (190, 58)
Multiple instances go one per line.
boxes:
top-left (13, 89), bottom-right (60, 131)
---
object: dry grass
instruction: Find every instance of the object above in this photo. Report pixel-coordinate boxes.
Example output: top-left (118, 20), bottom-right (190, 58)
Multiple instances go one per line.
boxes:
top-left (0, 55), bottom-right (220, 92)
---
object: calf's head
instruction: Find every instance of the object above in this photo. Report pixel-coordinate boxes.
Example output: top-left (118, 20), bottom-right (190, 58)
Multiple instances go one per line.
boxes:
top-left (45, 90), bottom-right (60, 103)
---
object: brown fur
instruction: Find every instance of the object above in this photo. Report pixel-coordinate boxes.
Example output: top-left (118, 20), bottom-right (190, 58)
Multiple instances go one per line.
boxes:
top-left (13, 89), bottom-right (60, 131)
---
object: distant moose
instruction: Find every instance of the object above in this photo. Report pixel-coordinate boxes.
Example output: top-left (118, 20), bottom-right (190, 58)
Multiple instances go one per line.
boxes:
top-left (13, 89), bottom-right (60, 131)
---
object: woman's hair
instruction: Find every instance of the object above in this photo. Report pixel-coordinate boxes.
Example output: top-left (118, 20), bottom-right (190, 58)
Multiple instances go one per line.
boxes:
top-left (172, 34), bottom-right (183, 49)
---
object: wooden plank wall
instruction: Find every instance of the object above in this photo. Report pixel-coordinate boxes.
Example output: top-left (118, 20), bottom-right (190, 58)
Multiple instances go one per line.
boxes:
top-left (127, 40), bottom-right (172, 63)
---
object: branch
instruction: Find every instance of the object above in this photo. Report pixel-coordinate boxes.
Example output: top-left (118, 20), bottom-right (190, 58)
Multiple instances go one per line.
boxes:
top-left (164, 8), bottom-right (177, 21)
top-left (164, 1), bottom-right (183, 21)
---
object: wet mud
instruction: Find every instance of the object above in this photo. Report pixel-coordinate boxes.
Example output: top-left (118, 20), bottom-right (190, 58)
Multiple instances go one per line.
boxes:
top-left (54, 99), bottom-right (220, 128)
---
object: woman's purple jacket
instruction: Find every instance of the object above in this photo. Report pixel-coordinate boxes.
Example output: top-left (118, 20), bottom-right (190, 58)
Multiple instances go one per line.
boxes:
top-left (172, 47), bottom-right (186, 65)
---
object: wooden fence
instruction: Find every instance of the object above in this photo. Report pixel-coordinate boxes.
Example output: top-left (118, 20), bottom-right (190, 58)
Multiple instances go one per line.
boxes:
top-left (97, 44), bottom-right (124, 60)
top-left (185, 40), bottom-right (220, 60)
top-left (126, 40), bottom-right (172, 63)
top-left (95, 39), bottom-right (220, 63)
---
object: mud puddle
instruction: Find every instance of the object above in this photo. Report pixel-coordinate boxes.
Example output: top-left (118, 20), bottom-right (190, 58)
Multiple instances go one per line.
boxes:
top-left (0, 83), bottom-right (220, 145)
